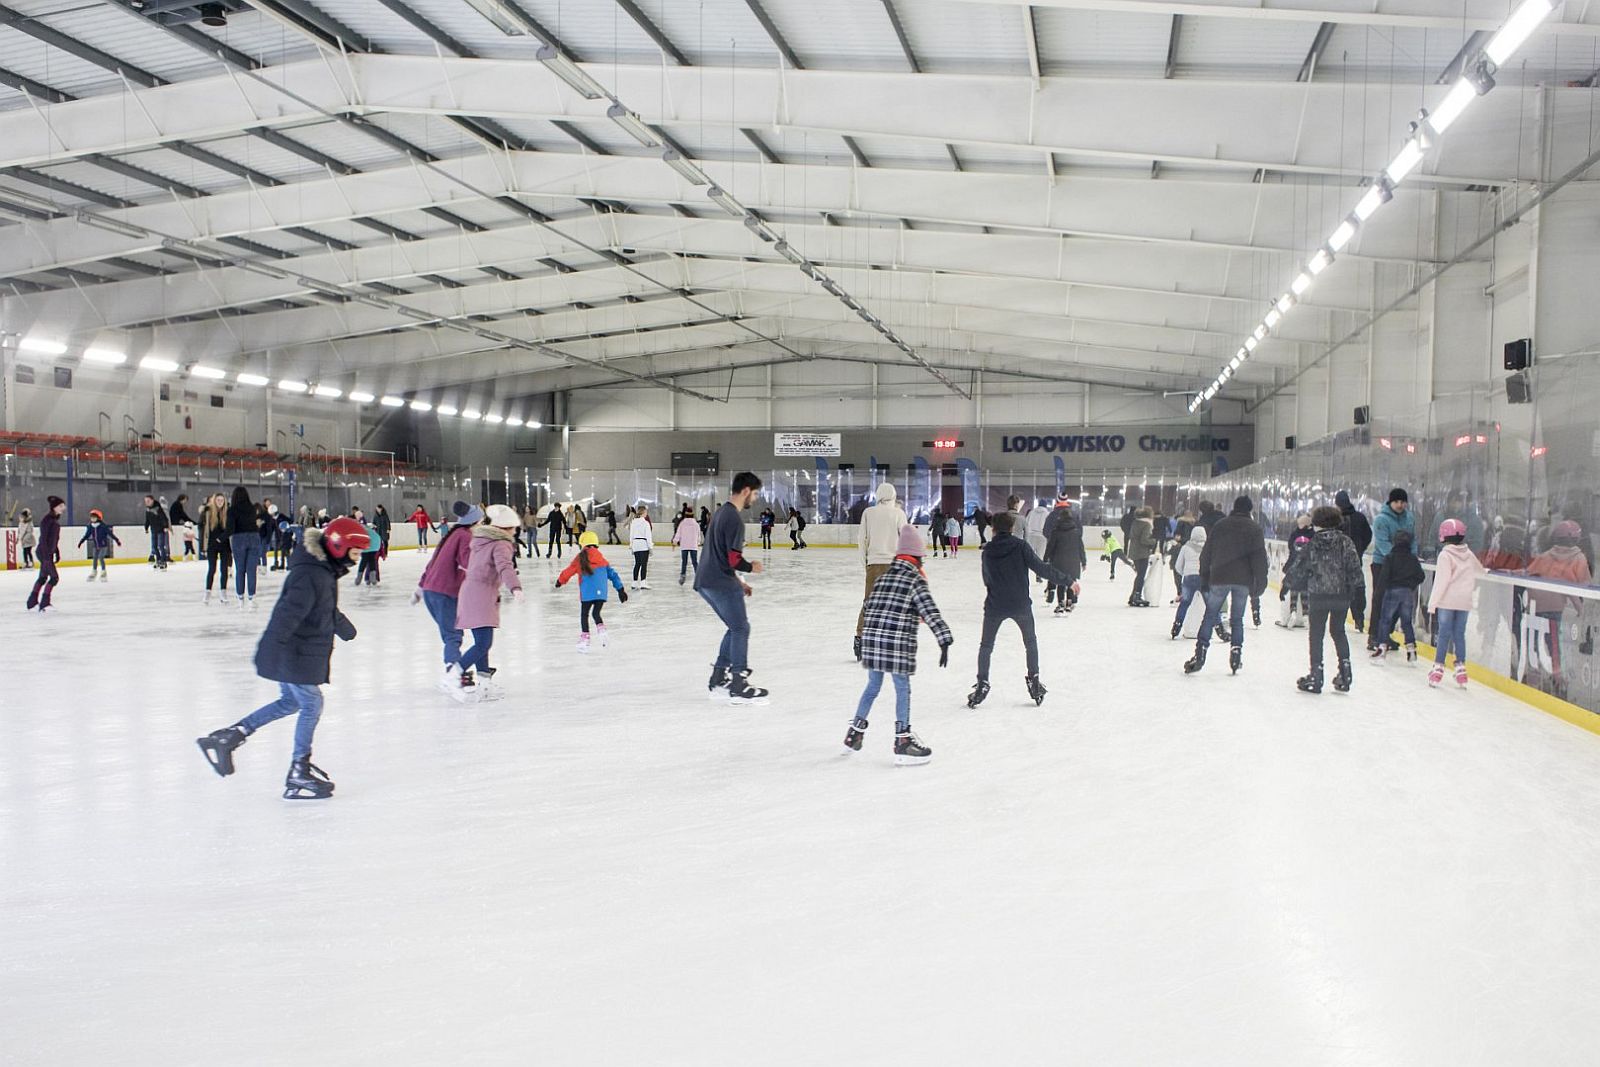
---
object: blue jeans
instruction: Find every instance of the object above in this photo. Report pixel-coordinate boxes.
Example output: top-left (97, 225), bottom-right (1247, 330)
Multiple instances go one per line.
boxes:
top-left (698, 584), bottom-right (751, 672)
top-left (422, 591), bottom-right (462, 666)
top-left (230, 533), bottom-right (261, 596)
top-left (459, 626), bottom-right (495, 674)
top-left (1435, 608), bottom-right (1469, 666)
top-left (151, 529), bottom-right (170, 564)
top-left (237, 682), bottom-right (323, 759)
top-left (1173, 573), bottom-right (1203, 629)
top-left (1380, 587), bottom-right (1417, 645)
top-left (855, 669), bottom-right (911, 728)
top-left (1197, 584), bottom-right (1249, 648)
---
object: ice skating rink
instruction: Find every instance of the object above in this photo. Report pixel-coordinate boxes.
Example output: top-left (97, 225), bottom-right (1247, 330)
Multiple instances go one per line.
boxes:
top-left (6, 545), bottom-right (1600, 1066)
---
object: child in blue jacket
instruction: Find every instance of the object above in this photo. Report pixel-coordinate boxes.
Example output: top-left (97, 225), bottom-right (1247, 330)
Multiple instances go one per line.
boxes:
top-left (78, 509), bottom-right (122, 581)
top-left (555, 532), bottom-right (628, 652)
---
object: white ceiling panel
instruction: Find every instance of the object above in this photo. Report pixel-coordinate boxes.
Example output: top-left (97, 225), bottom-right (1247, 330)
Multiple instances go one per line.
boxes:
top-left (896, 0), bottom-right (1028, 75)
top-left (1033, 9), bottom-right (1172, 77)
top-left (758, 0), bottom-right (907, 71)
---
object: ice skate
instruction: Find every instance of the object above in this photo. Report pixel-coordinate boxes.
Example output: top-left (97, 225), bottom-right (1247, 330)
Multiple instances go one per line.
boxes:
top-left (966, 679), bottom-right (990, 708)
top-left (853, 635), bottom-right (862, 662)
top-left (707, 664), bottom-right (731, 700)
top-left (1454, 664), bottom-right (1469, 689)
top-left (99, 572), bottom-right (107, 582)
top-left (1252, 601), bottom-right (1262, 628)
top-left (1025, 675), bottom-right (1047, 706)
top-left (1296, 667), bottom-right (1324, 694)
top-left (1045, 587), bottom-right (1055, 604)
top-left (203, 590), bottom-right (213, 605)
top-left (86, 571), bottom-right (96, 582)
top-left (1428, 664), bottom-right (1445, 687)
top-left (576, 632), bottom-right (591, 654)
top-left (1229, 646), bottom-right (1243, 675)
top-left (1332, 659), bottom-right (1353, 693)
top-left (726, 670), bottom-right (770, 706)
top-left (1170, 621), bottom-right (1182, 640)
top-left (842, 716), bottom-right (868, 753)
top-left (1183, 647), bottom-right (1207, 674)
top-left (893, 727), bottom-right (932, 766)
top-left (219, 591), bottom-right (231, 604)
top-left (282, 755), bottom-right (334, 800)
top-left (248, 596), bottom-right (258, 611)
top-left (196, 726), bottom-right (247, 777)
top-left (678, 573), bottom-right (686, 585)
top-left (1405, 644), bottom-right (1418, 664)
top-left (595, 624), bottom-right (610, 649)
top-left (1369, 645), bottom-right (1387, 662)
top-left (1053, 602), bottom-right (1068, 615)
top-left (471, 669), bottom-right (504, 701)
top-left (638, 581), bottom-right (651, 590)
top-left (1215, 624), bottom-right (1230, 644)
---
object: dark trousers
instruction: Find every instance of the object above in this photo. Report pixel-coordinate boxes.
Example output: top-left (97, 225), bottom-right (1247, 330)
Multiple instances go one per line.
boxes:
top-left (205, 544), bottom-right (232, 590)
top-left (679, 549), bottom-right (698, 578)
top-left (606, 527), bottom-right (621, 545)
top-left (1366, 563), bottom-right (1395, 648)
top-left (1131, 556), bottom-right (1150, 599)
top-left (580, 600), bottom-right (606, 632)
top-left (1308, 600), bottom-right (1352, 668)
top-left (633, 550), bottom-right (650, 581)
top-left (761, 529), bottom-right (772, 549)
top-left (547, 529), bottom-right (562, 557)
top-left (26, 556), bottom-right (59, 609)
top-left (976, 606), bottom-right (1040, 680)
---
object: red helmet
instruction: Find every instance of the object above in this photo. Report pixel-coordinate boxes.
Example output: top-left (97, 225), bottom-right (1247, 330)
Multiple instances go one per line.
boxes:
top-left (321, 516), bottom-right (371, 560)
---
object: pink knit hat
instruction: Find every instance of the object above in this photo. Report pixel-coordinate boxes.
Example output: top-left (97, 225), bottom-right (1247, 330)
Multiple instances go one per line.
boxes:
top-left (897, 525), bottom-right (926, 556)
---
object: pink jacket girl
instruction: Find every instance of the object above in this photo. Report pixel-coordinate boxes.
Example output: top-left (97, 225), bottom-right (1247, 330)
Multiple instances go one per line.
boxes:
top-left (1428, 542), bottom-right (1485, 612)
top-left (454, 506), bottom-right (524, 691)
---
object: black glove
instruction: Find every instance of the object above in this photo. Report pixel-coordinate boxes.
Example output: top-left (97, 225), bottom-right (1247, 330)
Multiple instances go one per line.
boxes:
top-left (938, 643), bottom-right (950, 668)
top-left (618, 588), bottom-right (629, 603)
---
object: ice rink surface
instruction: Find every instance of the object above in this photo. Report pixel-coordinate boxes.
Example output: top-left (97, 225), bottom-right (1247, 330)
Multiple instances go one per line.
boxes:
top-left (6, 541), bottom-right (1600, 1066)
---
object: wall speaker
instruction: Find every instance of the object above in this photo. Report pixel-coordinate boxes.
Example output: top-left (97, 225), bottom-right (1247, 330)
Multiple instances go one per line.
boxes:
top-left (1284, 435), bottom-right (1297, 451)
top-left (1506, 372), bottom-right (1533, 404)
top-left (1354, 405), bottom-right (1370, 425)
top-left (1504, 338), bottom-right (1532, 371)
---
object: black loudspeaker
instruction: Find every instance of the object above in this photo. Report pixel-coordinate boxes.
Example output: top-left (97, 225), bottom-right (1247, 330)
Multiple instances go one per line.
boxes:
top-left (1506, 372), bottom-right (1533, 404)
top-left (1354, 405), bottom-right (1370, 425)
top-left (1504, 338), bottom-right (1532, 371)
top-left (1285, 435), bottom-right (1297, 451)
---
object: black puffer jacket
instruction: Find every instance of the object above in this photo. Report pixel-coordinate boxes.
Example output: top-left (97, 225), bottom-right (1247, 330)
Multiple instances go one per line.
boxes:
top-left (980, 532), bottom-right (1068, 614)
top-left (1198, 510), bottom-right (1269, 595)
top-left (1338, 494), bottom-right (1373, 556)
top-left (1041, 505), bottom-right (1087, 581)
top-left (254, 528), bottom-right (357, 686)
top-left (1289, 527), bottom-right (1366, 602)
top-left (1378, 544), bottom-right (1426, 590)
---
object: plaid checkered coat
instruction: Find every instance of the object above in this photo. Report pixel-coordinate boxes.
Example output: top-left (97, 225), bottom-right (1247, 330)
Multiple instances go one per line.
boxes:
top-left (860, 559), bottom-right (953, 675)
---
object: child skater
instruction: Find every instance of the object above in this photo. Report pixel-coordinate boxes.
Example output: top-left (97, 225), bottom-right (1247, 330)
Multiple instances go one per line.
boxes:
top-left (968, 512), bottom-right (1070, 707)
top-left (1371, 530), bottom-right (1425, 662)
top-left (1276, 514), bottom-right (1313, 628)
top-left (455, 505), bottom-right (524, 698)
top-left (18, 508), bottom-right (36, 569)
top-left (672, 507), bottom-right (701, 585)
top-left (1169, 525), bottom-right (1207, 639)
top-left (943, 514), bottom-right (962, 557)
top-left (1289, 505), bottom-right (1366, 694)
top-left (195, 517), bottom-right (367, 800)
top-left (1100, 529), bottom-right (1126, 579)
top-left (556, 531), bottom-right (629, 652)
top-left (844, 524), bottom-right (952, 765)
top-left (1429, 518), bottom-right (1488, 688)
top-left (354, 516), bottom-right (382, 585)
top-left (78, 509), bottom-right (121, 581)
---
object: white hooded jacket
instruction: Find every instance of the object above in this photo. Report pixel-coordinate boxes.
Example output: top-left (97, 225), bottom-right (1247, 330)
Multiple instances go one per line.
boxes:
top-left (859, 483), bottom-right (908, 566)
top-left (1176, 526), bottom-right (1207, 578)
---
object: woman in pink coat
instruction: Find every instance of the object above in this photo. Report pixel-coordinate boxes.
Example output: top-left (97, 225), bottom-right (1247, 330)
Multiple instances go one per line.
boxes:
top-left (455, 505), bottom-right (524, 696)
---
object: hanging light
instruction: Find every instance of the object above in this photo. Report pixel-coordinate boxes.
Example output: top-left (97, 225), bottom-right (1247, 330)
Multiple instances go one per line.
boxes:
top-left (1385, 139), bottom-right (1426, 184)
top-left (1290, 272), bottom-right (1313, 296)
top-left (409, 400), bottom-right (432, 412)
top-left (380, 396), bottom-right (405, 408)
top-left (662, 149), bottom-right (707, 185)
top-left (21, 338), bottom-right (69, 355)
top-left (313, 385), bottom-right (342, 399)
top-left (348, 391), bottom-right (376, 403)
top-left (84, 348), bottom-right (128, 365)
top-left (1428, 80), bottom-right (1478, 134)
top-left (1327, 218), bottom-right (1357, 253)
top-left (188, 363), bottom-right (226, 378)
top-left (606, 104), bottom-right (658, 148)
top-left (535, 45), bottom-right (605, 100)
top-left (1354, 179), bottom-right (1393, 221)
top-left (236, 372), bottom-right (269, 386)
top-left (1485, 0), bottom-right (1555, 65)
top-left (278, 380), bottom-right (309, 393)
top-left (140, 356), bottom-right (179, 373)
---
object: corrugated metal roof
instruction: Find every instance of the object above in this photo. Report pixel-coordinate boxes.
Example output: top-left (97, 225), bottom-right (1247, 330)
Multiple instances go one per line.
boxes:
top-left (17, 157), bottom-right (150, 204)
top-left (279, 118), bottom-right (412, 170)
top-left (306, 0), bottom-right (446, 55)
top-left (647, 0), bottom-right (777, 67)
top-left (483, 117), bottom-right (590, 153)
top-left (25, 4), bottom-right (225, 84)
top-left (367, 111), bottom-right (483, 160)
top-left (1033, 9), bottom-right (1171, 77)
top-left (181, 10), bottom-right (324, 69)
top-left (112, 145), bottom-right (253, 194)
top-left (184, 132), bottom-right (329, 185)
top-left (896, 0), bottom-right (1027, 75)
top-left (758, 0), bottom-right (906, 71)
top-left (847, 135), bottom-right (952, 171)
top-left (512, 0), bottom-right (664, 65)
top-left (0, 27), bottom-right (128, 100)
top-left (1176, 16), bottom-right (1320, 80)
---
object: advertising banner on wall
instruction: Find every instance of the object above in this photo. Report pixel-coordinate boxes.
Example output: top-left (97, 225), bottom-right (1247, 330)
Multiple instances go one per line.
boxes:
top-left (774, 432), bottom-right (842, 457)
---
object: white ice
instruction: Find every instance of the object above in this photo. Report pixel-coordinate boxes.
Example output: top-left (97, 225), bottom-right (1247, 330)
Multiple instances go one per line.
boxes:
top-left (5, 544), bottom-right (1600, 1066)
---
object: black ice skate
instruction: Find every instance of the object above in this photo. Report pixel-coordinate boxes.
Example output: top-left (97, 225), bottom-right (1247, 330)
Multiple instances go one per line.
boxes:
top-left (1170, 622), bottom-right (1182, 640)
top-left (1332, 659), bottom-right (1353, 693)
top-left (1215, 624), bottom-right (1231, 645)
top-left (1026, 675), bottom-right (1047, 706)
top-left (1183, 646), bottom-right (1207, 674)
top-left (1229, 646), bottom-right (1243, 675)
top-left (966, 679), bottom-right (990, 708)
top-left (707, 664), bottom-right (731, 701)
top-left (843, 717), bottom-right (869, 753)
top-left (283, 755), bottom-right (334, 800)
top-left (1045, 587), bottom-right (1055, 604)
top-left (196, 726), bottom-right (247, 777)
top-left (1053, 601), bottom-right (1068, 615)
top-left (1296, 667), bottom-right (1324, 694)
top-left (853, 635), bottom-right (862, 662)
top-left (726, 669), bottom-right (770, 706)
top-left (893, 727), bottom-right (932, 766)
top-left (1252, 601), bottom-right (1262, 627)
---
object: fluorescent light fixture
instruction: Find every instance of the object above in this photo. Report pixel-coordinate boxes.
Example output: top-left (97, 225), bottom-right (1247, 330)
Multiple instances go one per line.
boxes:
top-left (527, 420), bottom-right (542, 430)
top-left (1385, 139), bottom-right (1426, 184)
top-left (1229, 355), bottom-right (1243, 370)
top-left (1328, 219), bottom-right (1357, 253)
top-left (380, 396), bottom-right (405, 408)
top-left (188, 364), bottom-right (227, 379)
top-left (662, 149), bottom-right (708, 185)
top-left (706, 186), bottom-right (745, 218)
top-left (1252, 325), bottom-right (1267, 342)
top-left (140, 356), bottom-right (179, 373)
top-left (1244, 336), bottom-right (1258, 352)
top-left (409, 400), bottom-right (432, 412)
top-left (1290, 272), bottom-right (1312, 296)
top-left (84, 348), bottom-right (127, 365)
top-left (606, 103), bottom-right (658, 147)
top-left (483, 413), bottom-right (505, 424)
top-left (534, 45), bottom-right (605, 100)
top-left (1236, 347), bottom-right (1249, 362)
top-left (506, 417), bottom-right (525, 427)
top-left (1486, 0), bottom-right (1554, 66)
top-left (461, 408), bottom-right (483, 420)
top-left (1275, 293), bottom-right (1295, 314)
top-left (278, 379), bottom-right (309, 393)
top-left (348, 391), bottom-right (375, 403)
top-left (313, 385), bottom-right (342, 399)
top-left (1265, 308), bottom-right (1281, 329)
top-left (1428, 80), bottom-right (1477, 135)
top-left (1354, 183), bottom-right (1389, 221)
top-left (236, 372), bottom-right (269, 386)
top-left (436, 404), bottom-right (458, 417)
top-left (20, 337), bottom-right (68, 355)
top-left (1308, 249), bottom-right (1332, 276)
top-left (461, 0), bottom-right (526, 36)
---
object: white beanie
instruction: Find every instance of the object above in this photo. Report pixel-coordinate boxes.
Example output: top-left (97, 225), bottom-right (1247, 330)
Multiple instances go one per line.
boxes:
top-left (485, 504), bottom-right (520, 528)
top-left (875, 482), bottom-right (897, 505)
